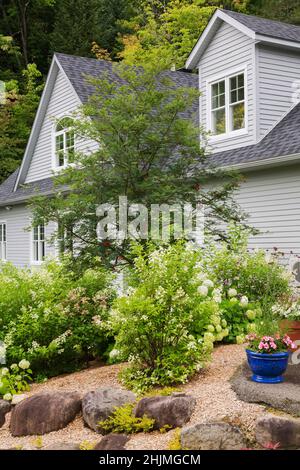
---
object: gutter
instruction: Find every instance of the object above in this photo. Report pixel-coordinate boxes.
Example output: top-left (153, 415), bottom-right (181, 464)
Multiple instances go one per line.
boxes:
top-left (221, 153), bottom-right (300, 172)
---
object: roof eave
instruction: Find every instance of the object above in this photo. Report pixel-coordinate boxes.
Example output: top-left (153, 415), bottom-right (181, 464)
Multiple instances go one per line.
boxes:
top-left (220, 153), bottom-right (300, 172)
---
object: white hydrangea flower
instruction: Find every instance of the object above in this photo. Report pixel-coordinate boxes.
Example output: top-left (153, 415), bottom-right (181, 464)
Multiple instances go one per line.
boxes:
top-left (0, 367), bottom-right (9, 376)
top-left (18, 359), bottom-right (30, 370)
top-left (203, 279), bottom-right (214, 288)
top-left (109, 349), bottom-right (120, 360)
top-left (228, 288), bottom-right (237, 297)
top-left (240, 296), bottom-right (249, 307)
top-left (197, 285), bottom-right (208, 297)
top-left (3, 393), bottom-right (12, 401)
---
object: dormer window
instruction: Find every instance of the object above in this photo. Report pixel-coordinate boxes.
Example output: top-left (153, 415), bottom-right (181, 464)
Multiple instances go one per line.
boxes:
top-left (54, 117), bottom-right (75, 168)
top-left (210, 70), bottom-right (246, 137)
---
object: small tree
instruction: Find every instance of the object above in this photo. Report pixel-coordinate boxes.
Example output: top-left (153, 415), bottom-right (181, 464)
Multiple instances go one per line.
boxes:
top-left (32, 62), bottom-right (245, 270)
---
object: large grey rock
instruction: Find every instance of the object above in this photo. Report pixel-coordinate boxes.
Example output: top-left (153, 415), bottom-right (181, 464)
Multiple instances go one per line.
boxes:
top-left (82, 387), bottom-right (136, 433)
top-left (134, 393), bottom-right (196, 430)
top-left (181, 422), bottom-right (247, 450)
top-left (10, 392), bottom-right (81, 436)
top-left (256, 414), bottom-right (300, 449)
top-left (42, 442), bottom-right (80, 450)
top-left (94, 434), bottom-right (129, 450)
top-left (231, 362), bottom-right (300, 416)
top-left (0, 400), bottom-right (11, 428)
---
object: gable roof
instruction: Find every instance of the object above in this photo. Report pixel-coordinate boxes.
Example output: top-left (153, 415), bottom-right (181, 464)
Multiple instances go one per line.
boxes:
top-left (186, 9), bottom-right (300, 69)
top-left (223, 10), bottom-right (300, 44)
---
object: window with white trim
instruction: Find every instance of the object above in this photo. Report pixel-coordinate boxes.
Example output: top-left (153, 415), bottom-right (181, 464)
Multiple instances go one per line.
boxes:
top-left (0, 223), bottom-right (7, 260)
top-left (57, 222), bottom-right (74, 256)
top-left (32, 224), bottom-right (45, 263)
top-left (54, 117), bottom-right (75, 168)
top-left (210, 72), bottom-right (245, 136)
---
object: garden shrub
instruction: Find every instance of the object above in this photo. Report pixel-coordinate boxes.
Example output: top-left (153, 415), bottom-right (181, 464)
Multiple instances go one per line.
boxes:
top-left (109, 242), bottom-right (228, 392)
top-left (98, 403), bottom-right (155, 434)
top-left (1, 261), bottom-right (115, 378)
top-left (203, 225), bottom-right (292, 308)
top-left (0, 361), bottom-right (32, 400)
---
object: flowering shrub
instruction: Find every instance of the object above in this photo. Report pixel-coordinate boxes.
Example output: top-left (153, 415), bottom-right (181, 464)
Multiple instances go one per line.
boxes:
top-left (272, 297), bottom-right (300, 321)
top-left (203, 226), bottom-right (291, 308)
top-left (0, 360), bottom-right (32, 400)
top-left (246, 333), bottom-right (297, 353)
top-left (1, 262), bottom-right (115, 378)
top-left (109, 242), bottom-right (228, 392)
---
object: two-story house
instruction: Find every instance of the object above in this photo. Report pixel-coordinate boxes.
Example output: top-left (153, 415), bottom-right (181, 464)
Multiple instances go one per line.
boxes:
top-left (1, 9), bottom-right (300, 272)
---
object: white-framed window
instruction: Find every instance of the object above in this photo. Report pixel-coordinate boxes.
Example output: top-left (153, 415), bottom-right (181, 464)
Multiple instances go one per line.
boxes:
top-left (0, 223), bottom-right (7, 261)
top-left (209, 70), bottom-right (246, 137)
top-left (32, 224), bottom-right (45, 263)
top-left (54, 117), bottom-right (75, 168)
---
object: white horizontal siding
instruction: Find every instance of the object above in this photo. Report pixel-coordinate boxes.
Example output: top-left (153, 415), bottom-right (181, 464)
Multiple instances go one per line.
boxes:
top-left (198, 21), bottom-right (256, 153)
top-left (258, 45), bottom-right (300, 138)
top-left (0, 205), bottom-right (56, 268)
top-left (235, 164), bottom-right (300, 254)
top-left (25, 70), bottom-right (98, 184)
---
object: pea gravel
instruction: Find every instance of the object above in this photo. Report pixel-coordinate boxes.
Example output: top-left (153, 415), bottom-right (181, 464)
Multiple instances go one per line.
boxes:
top-left (0, 345), bottom-right (265, 450)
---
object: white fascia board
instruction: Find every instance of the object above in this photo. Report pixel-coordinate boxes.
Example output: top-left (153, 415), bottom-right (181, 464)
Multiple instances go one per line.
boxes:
top-left (255, 34), bottom-right (300, 52)
top-left (221, 153), bottom-right (300, 172)
top-left (185, 9), bottom-right (256, 70)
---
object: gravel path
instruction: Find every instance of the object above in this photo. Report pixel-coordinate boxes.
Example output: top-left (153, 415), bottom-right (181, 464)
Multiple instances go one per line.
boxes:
top-left (0, 345), bottom-right (265, 450)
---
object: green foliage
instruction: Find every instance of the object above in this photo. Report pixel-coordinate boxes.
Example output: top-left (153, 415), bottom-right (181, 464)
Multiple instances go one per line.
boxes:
top-left (108, 242), bottom-right (226, 392)
top-left (32, 61), bottom-right (242, 268)
top-left (98, 403), bottom-right (155, 434)
top-left (0, 261), bottom-right (115, 378)
top-left (0, 63), bottom-right (43, 182)
top-left (0, 361), bottom-right (32, 400)
top-left (203, 225), bottom-right (292, 309)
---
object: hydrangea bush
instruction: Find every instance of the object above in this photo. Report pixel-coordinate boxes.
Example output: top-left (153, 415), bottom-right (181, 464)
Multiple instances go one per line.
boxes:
top-left (0, 360), bottom-right (32, 400)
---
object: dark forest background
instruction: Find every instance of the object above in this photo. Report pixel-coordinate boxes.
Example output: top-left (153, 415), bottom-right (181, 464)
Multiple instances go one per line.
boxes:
top-left (1, 0), bottom-right (299, 183)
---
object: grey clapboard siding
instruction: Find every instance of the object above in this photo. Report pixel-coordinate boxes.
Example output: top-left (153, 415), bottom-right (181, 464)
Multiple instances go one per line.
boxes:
top-left (198, 21), bottom-right (256, 153)
top-left (25, 69), bottom-right (98, 184)
top-left (258, 45), bottom-right (300, 138)
top-left (235, 164), bottom-right (300, 253)
top-left (0, 205), bottom-right (56, 268)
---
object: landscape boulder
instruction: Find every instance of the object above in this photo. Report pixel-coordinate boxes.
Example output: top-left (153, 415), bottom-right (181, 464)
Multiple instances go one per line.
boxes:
top-left (82, 387), bottom-right (136, 432)
top-left (0, 400), bottom-right (11, 428)
top-left (256, 414), bottom-right (300, 449)
top-left (181, 422), bottom-right (246, 450)
top-left (94, 434), bottom-right (129, 450)
top-left (134, 393), bottom-right (196, 430)
top-left (10, 392), bottom-right (81, 436)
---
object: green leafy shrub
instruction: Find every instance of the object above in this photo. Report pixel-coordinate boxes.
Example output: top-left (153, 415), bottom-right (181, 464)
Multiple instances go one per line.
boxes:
top-left (98, 403), bottom-right (155, 434)
top-left (1, 261), bottom-right (115, 378)
top-left (109, 242), bottom-right (227, 392)
top-left (0, 361), bottom-right (32, 400)
top-left (203, 226), bottom-right (291, 308)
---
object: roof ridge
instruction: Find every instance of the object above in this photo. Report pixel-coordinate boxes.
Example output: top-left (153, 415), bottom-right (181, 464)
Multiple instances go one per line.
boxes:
top-left (223, 9), bottom-right (300, 31)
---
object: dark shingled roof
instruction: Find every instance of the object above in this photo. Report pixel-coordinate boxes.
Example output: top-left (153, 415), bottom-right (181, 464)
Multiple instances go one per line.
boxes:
top-left (0, 169), bottom-right (55, 206)
top-left (223, 10), bottom-right (300, 44)
top-left (210, 102), bottom-right (300, 168)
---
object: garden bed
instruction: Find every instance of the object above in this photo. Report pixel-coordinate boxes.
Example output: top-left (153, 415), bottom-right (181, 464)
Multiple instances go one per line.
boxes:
top-left (0, 345), bottom-right (266, 450)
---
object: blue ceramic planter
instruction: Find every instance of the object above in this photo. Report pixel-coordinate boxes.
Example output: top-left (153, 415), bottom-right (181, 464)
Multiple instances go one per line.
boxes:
top-left (246, 349), bottom-right (289, 384)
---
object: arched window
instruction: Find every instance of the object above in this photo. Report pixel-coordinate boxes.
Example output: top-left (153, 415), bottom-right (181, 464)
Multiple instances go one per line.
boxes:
top-left (54, 117), bottom-right (75, 168)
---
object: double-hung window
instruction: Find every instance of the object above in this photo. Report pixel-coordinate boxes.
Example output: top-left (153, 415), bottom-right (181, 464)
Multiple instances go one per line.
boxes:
top-left (0, 223), bottom-right (7, 261)
top-left (210, 71), bottom-right (246, 136)
top-left (57, 223), bottom-right (74, 256)
top-left (32, 224), bottom-right (45, 263)
top-left (54, 117), bottom-right (75, 168)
